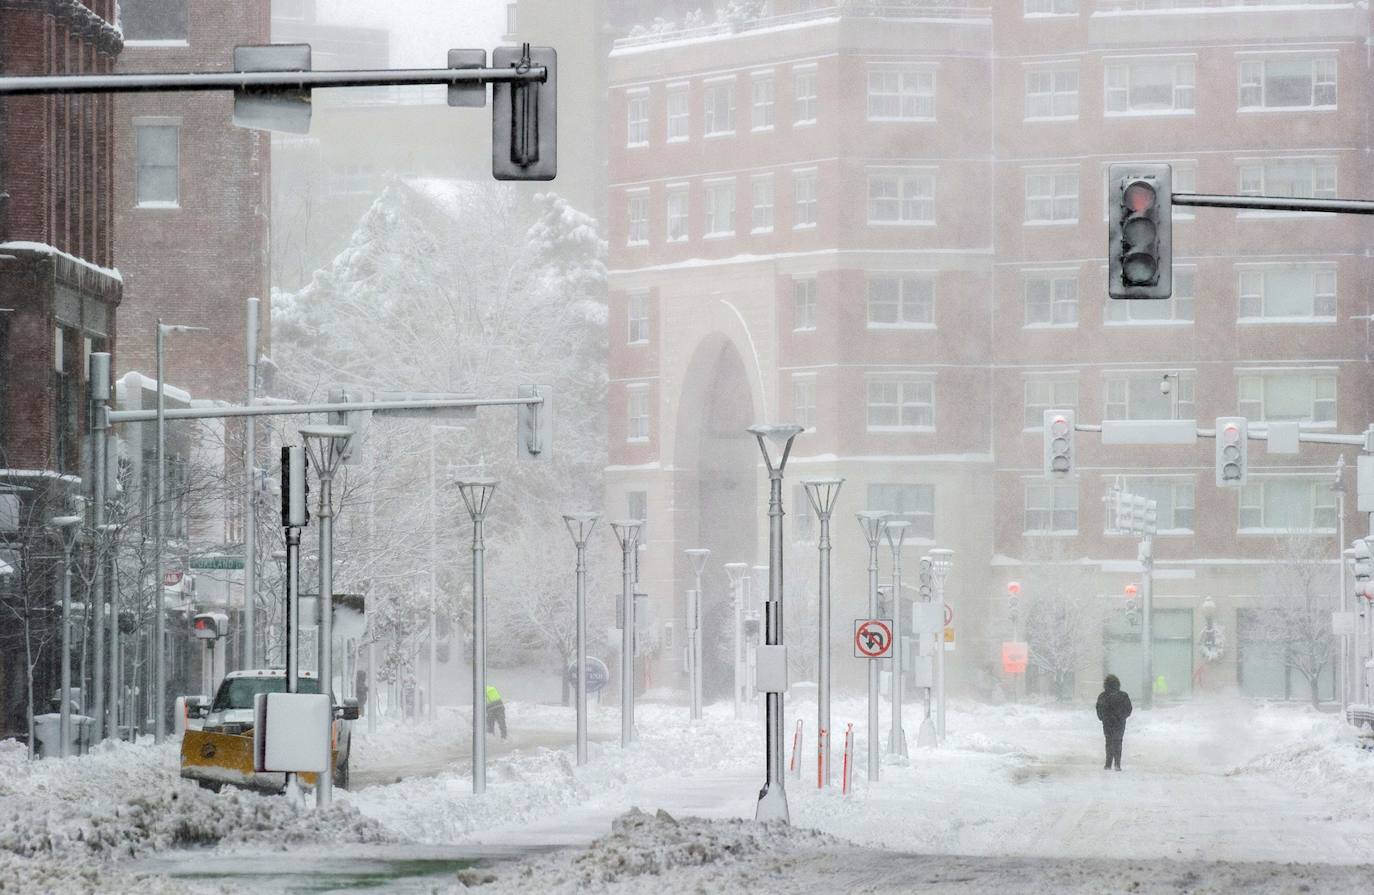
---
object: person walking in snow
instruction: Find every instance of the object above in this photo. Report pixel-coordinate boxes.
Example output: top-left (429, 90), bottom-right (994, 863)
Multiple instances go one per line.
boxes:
top-left (485, 685), bottom-right (507, 740)
top-left (1095, 674), bottom-right (1132, 771)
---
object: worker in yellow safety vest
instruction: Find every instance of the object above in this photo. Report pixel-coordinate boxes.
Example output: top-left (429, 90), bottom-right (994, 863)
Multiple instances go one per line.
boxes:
top-left (485, 685), bottom-right (507, 740)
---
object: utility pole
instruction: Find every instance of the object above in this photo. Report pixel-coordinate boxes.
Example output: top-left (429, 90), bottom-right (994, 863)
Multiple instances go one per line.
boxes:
top-left (89, 353), bottom-right (111, 741)
top-left (563, 513), bottom-right (599, 766)
top-left (803, 478), bottom-right (842, 786)
top-left (243, 298), bottom-right (259, 670)
top-left (611, 520), bottom-right (642, 747)
top-left (857, 511), bottom-right (889, 782)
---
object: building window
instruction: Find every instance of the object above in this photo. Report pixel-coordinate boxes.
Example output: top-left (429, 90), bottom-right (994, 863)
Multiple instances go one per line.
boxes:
top-left (1025, 171), bottom-right (1077, 223)
top-left (1237, 265), bottom-right (1336, 320)
top-left (135, 121), bottom-right (180, 206)
top-left (866, 376), bottom-right (934, 431)
top-left (867, 274), bottom-right (934, 327)
top-left (1024, 378), bottom-right (1078, 430)
top-left (866, 69), bottom-right (934, 121)
top-left (627, 491), bottom-right (648, 538)
top-left (751, 175), bottom-right (774, 232)
top-left (627, 293), bottom-right (650, 344)
top-left (704, 180), bottom-right (735, 236)
top-left (505, 2), bottom-right (518, 35)
top-left (1239, 57), bottom-right (1336, 110)
top-left (1238, 158), bottom-right (1336, 203)
top-left (1025, 66), bottom-right (1078, 119)
top-left (1106, 267), bottom-right (1195, 323)
top-left (1024, 0), bottom-right (1076, 14)
top-left (122, 0), bottom-right (188, 41)
top-left (1238, 372), bottom-right (1336, 426)
top-left (626, 91), bottom-right (649, 147)
top-left (626, 386), bottom-right (650, 443)
top-left (1239, 478), bottom-right (1337, 532)
top-left (1024, 271), bottom-right (1078, 326)
top-left (1108, 477), bottom-right (1194, 533)
top-left (793, 278), bottom-right (817, 331)
top-left (1105, 58), bottom-right (1195, 115)
top-left (667, 186), bottom-right (689, 242)
top-left (752, 74), bottom-right (774, 130)
top-left (704, 82), bottom-right (735, 136)
top-left (1024, 481), bottom-right (1078, 533)
top-left (626, 192), bottom-right (649, 245)
top-left (794, 66), bottom-right (817, 124)
top-left (1105, 372), bottom-right (1194, 421)
top-left (867, 483), bottom-right (935, 540)
top-left (867, 171), bottom-right (934, 225)
top-left (793, 169), bottom-right (818, 228)
top-left (666, 86), bottom-right (690, 141)
top-left (793, 375), bottom-right (817, 430)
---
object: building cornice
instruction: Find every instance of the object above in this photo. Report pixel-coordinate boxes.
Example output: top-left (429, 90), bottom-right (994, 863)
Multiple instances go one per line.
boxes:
top-left (0, 0), bottom-right (124, 56)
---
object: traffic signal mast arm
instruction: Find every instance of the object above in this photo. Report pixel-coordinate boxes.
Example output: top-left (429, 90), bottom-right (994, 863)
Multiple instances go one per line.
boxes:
top-left (1172, 192), bottom-right (1374, 217)
top-left (105, 394), bottom-right (543, 425)
top-left (1070, 420), bottom-right (1373, 450)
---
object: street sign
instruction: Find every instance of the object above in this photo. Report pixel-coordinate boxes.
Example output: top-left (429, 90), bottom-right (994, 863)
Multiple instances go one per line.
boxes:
top-left (1002, 641), bottom-right (1028, 674)
top-left (944, 603), bottom-right (953, 627)
top-left (566, 657), bottom-right (609, 693)
top-left (163, 570), bottom-right (183, 586)
top-left (854, 619), bottom-right (893, 659)
top-left (944, 627), bottom-right (955, 652)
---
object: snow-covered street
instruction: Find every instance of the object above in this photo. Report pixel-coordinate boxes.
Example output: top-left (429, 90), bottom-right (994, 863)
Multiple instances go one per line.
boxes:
top-left (6, 693), bottom-right (1373, 892)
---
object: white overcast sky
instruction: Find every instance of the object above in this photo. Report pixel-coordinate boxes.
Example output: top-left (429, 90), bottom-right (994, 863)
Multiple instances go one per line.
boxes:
top-left (309, 0), bottom-right (506, 66)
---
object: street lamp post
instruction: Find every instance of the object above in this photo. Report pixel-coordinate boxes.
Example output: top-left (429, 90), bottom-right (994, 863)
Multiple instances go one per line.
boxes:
top-left (684, 548), bottom-right (710, 721)
top-left (300, 423), bottom-right (353, 807)
top-left (50, 515), bottom-right (80, 757)
top-left (724, 562), bottom-right (749, 720)
top-left (97, 522), bottom-right (121, 739)
top-left (244, 298), bottom-right (259, 671)
top-left (928, 547), bottom-right (954, 743)
top-left (563, 512), bottom-right (599, 766)
top-left (803, 478), bottom-right (843, 787)
top-left (883, 520), bottom-right (910, 760)
top-left (856, 511), bottom-right (890, 782)
top-left (154, 320), bottom-right (206, 744)
top-left (456, 479), bottom-right (498, 794)
top-left (610, 520), bottom-right (642, 748)
top-left (1333, 456), bottom-right (1348, 710)
top-left (748, 422), bottom-right (803, 825)
top-left (89, 352), bottom-right (111, 741)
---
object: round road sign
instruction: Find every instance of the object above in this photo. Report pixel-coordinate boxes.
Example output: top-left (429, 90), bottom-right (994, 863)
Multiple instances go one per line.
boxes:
top-left (944, 603), bottom-right (953, 627)
top-left (854, 619), bottom-right (893, 659)
top-left (566, 656), bottom-right (610, 693)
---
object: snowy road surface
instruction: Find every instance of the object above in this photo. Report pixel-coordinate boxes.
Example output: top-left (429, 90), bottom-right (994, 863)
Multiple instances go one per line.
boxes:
top-left (4, 694), bottom-right (1373, 892)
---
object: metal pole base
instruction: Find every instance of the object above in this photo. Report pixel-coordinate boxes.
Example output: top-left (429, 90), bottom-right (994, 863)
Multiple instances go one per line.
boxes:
top-left (755, 781), bottom-right (789, 823)
top-left (886, 727), bottom-right (908, 761)
top-left (916, 717), bottom-right (937, 748)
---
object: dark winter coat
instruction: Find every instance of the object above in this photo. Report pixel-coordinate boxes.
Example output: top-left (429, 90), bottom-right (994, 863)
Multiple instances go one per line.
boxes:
top-left (1096, 674), bottom-right (1133, 733)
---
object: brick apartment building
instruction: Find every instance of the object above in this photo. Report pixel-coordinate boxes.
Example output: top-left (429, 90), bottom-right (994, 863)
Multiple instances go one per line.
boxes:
top-left (0, 0), bottom-right (123, 738)
top-left (606, 0), bottom-right (1374, 703)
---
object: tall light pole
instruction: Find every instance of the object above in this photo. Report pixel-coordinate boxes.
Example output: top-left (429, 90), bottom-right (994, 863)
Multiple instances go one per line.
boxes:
top-left (748, 422), bottom-right (803, 824)
top-left (455, 479), bottom-right (498, 794)
top-left (563, 512), bottom-right (599, 766)
top-left (928, 547), bottom-right (954, 743)
top-left (724, 562), bottom-right (748, 720)
top-left (684, 548), bottom-right (710, 721)
top-left (97, 522), bottom-right (121, 739)
top-left (426, 424), bottom-right (466, 722)
top-left (50, 515), bottom-right (80, 757)
top-left (154, 320), bottom-right (206, 744)
top-left (89, 352), bottom-right (111, 741)
top-left (803, 477), bottom-right (843, 787)
top-left (883, 520), bottom-right (910, 760)
top-left (243, 298), bottom-right (259, 670)
top-left (610, 520), bottom-right (642, 747)
top-left (300, 423), bottom-right (353, 807)
top-left (1333, 456), bottom-right (1348, 710)
top-left (857, 511), bottom-right (889, 782)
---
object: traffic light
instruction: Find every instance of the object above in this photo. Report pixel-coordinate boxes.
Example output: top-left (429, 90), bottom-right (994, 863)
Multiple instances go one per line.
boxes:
top-left (1007, 581), bottom-right (1021, 625)
top-left (1215, 417), bottom-right (1248, 487)
top-left (1352, 539), bottom-right (1373, 601)
top-left (1108, 163), bottom-right (1172, 300)
top-left (1137, 496), bottom-right (1158, 536)
top-left (1124, 584), bottom-right (1138, 613)
top-left (1043, 409), bottom-right (1075, 478)
top-left (492, 45), bottom-right (557, 181)
top-left (919, 558), bottom-right (933, 602)
top-left (281, 445), bottom-right (309, 528)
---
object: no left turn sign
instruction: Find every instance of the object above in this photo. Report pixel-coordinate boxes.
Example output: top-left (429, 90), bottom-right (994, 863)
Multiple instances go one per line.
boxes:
top-left (854, 619), bottom-right (893, 659)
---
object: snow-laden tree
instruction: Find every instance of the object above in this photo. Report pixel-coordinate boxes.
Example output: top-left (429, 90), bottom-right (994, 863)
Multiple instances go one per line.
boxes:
top-left (272, 180), bottom-right (608, 687)
top-left (1253, 534), bottom-right (1339, 707)
top-left (1020, 545), bottom-right (1105, 702)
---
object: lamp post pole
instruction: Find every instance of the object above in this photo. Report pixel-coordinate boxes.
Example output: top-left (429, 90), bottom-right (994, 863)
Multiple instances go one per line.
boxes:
top-left (89, 352), bottom-right (111, 741)
top-left (724, 563), bottom-right (748, 720)
top-left (563, 513), bottom-right (599, 766)
top-left (51, 516), bottom-right (80, 757)
top-left (884, 520), bottom-right (910, 760)
top-left (611, 520), bottom-right (642, 747)
top-left (803, 478), bottom-right (843, 787)
top-left (456, 479), bottom-right (498, 794)
top-left (300, 424), bottom-right (353, 808)
top-left (857, 511), bottom-right (890, 782)
top-left (97, 522), bottom-right (121, 739)
top-left (748, 423), bottom-right (803, 824)
top-left (928, 547), bottom-right (954, 744)
top-left (684, 548), bottom-right (710, 721)
top-left (1334, 456), bottom-right (1348, 710)
top-left (244, 297), bottom-right (259, 670)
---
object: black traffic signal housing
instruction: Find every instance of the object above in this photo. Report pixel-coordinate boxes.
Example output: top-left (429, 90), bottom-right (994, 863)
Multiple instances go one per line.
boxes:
top-left (492, 45), bottom-right (557, 181)
top-left (1108, 163), bottom-right (1172, 300)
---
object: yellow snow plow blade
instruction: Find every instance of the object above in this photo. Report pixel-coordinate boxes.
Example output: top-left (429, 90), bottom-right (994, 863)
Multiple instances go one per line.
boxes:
top-left (180, 729), bottom-right (320, 791)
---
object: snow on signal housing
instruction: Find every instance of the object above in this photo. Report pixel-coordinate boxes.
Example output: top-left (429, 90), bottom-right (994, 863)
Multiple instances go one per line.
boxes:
top-left (1043, 409), bottom-right (1075, 478)
top-left (1215, 417), bottom-right (1248, 487)
top-left (1108, 163), bottom-right (1172, 300)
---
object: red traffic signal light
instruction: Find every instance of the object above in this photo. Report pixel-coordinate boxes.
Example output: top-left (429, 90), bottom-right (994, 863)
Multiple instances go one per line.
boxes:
top-left (1108, 163), bottom-right (1172, 300)
top-left (1215, 417), bottom-right (1247, 487)
top-left (1007, 581), bottom-right (1021, 596)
